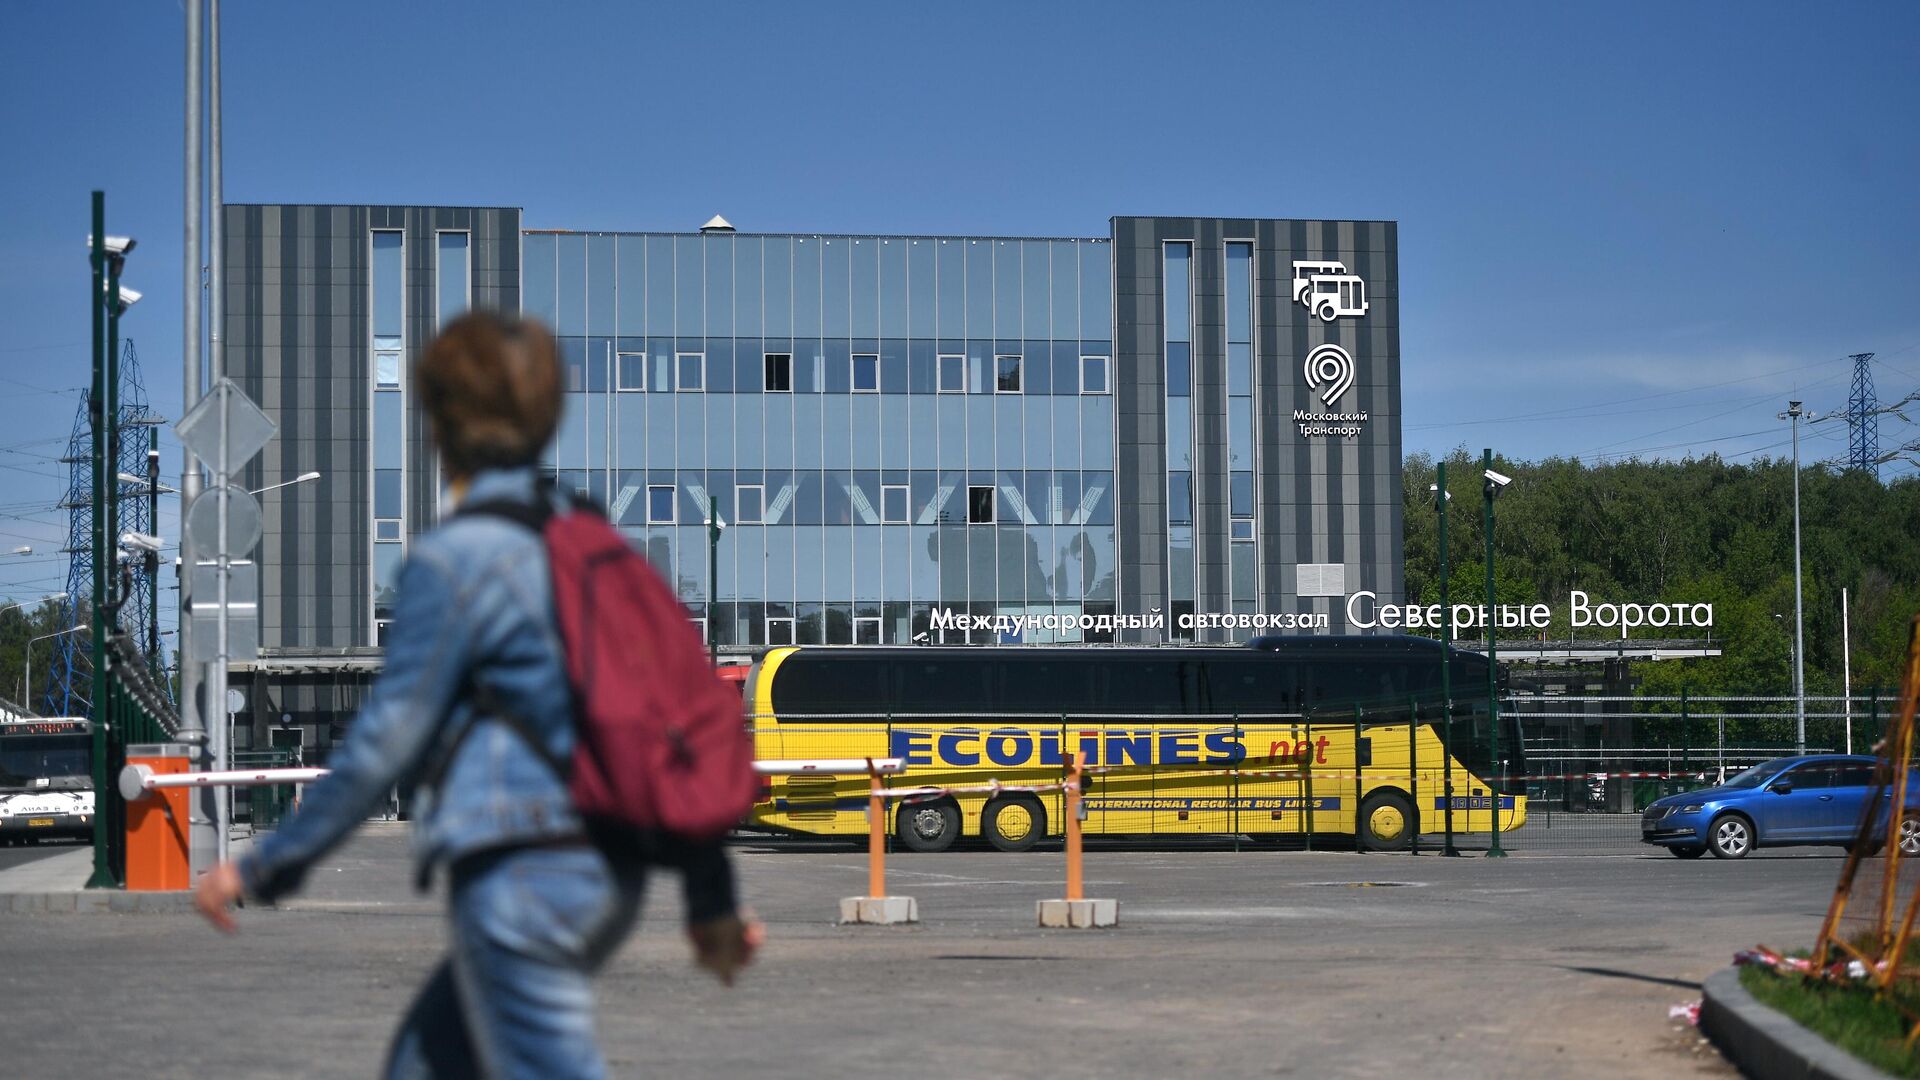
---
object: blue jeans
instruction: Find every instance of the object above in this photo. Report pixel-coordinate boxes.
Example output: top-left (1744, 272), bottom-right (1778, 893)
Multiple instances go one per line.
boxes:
top-left (384, 844), bottom-right (645, 1079)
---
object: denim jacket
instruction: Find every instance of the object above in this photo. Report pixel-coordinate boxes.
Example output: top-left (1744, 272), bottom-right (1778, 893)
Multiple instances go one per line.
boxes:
top-left (240, 467), bottom-right (583, 901)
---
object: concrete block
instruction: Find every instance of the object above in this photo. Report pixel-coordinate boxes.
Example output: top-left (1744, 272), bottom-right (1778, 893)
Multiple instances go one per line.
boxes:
top-left (1036, 898), bottom-right (1119, 929)
top-left (73, 891), bottom-right (111, 914)
top-left (44, 893), bottom-right (75, 914)
top-left (839, 896), bottom-right (918, 925)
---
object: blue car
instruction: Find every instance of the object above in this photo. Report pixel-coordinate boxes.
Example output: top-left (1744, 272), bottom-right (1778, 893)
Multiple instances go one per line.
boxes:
top-left (1641, 755), bottom-right (1917, 859)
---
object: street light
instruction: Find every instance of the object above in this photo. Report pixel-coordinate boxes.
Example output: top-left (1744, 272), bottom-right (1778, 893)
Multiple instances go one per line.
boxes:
top-left (705, 513), bottom-right (727, 666)
top-left (25, 623), bottom-right (89, 714)
top-left (1776, 401), bottom-right (1808, 753)
top-left (118, 472), bottom-right (179, 494)
top-left (1431, 467), bottom-right (1461, 857)
top-left (1482, 449), bottom-right (1512, 859)
top-left (0, 592), bottom-right (67, 618)
top-left (6, 546), bottom-right (31, 556)
top-left (250, 471), bottom-right (321, 496)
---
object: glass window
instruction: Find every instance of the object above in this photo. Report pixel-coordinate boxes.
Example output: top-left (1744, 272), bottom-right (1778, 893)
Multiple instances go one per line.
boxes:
top-left (437, 232), bottom-right (470, 327)
top-left (995, 354), bottom-right (1022, 394)
top-left (374, 518), bottom-right (401, 541)
top-left (616, 352), bottom-right (645, 392)
top-left (881, 484), bottom-right (908, 524)
top-left (676, 352), bottom-right (704, 392)
top-left (854, 616), bottom-right (882, 646)
top-left (852, 353), bottom-right (879, 393)
top-left (375, 350), bottom-right (401, 390)
top-left (1166, 341), bottom-right (1190, 396)
top-left (736, 484), bottom-right (764, 524)
top-left (372, 231), bottom-right (403, 339)
top-left (1231, 518), bottom-right (1256, 543)
top-left (766, 617), bottom-right (796, 646)
top-left (647, 484), bottom-right (676, 524)
top-left (373, 543), bottom-right (403, 617)
top-left (1163, 242), bottom-right (1191, 343)
top-left (937, 354), bottom-right (965, 393)
top-left (1168, 472), bottom-right (1193, 526)
top-left (1231, 471), bottom-right (1255, 517)
top-left (1080, 355), bottom-right (1109, 394)
top-left (374, 469), bottom-right (402, 518)
top-left (764, 353), bottom-right (792, 393)
top-left (967, 485), bottom-right (996, 525)
top-left (374, 393), bottom-right (403, 469)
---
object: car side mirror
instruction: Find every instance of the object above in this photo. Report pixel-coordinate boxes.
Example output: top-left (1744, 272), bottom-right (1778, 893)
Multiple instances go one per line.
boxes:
top-left (1770, 781), bottom-right (1792, 795)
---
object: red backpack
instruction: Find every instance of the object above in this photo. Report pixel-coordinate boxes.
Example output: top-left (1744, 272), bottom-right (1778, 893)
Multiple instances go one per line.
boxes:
top-left (461, 488), bottom-right (756, 841)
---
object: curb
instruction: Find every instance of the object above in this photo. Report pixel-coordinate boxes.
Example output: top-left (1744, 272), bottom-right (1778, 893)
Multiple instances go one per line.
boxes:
top-left (1700, 967), bottom-right (1894, 1080)
top-left (1, 891), bottom-right (198, 915)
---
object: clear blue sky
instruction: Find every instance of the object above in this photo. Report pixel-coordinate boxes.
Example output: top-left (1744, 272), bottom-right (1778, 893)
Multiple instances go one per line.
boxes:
top-left (1, 1), bottom-right (1916, 607)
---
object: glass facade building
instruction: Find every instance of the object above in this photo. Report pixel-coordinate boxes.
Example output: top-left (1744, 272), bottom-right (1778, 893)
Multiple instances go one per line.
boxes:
top-left (224, 205), bottom-right (1403, 707)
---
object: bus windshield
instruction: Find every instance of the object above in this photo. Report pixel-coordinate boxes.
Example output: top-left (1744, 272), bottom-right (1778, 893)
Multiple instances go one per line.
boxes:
top-left (0, 734), bottom-right (91, 791)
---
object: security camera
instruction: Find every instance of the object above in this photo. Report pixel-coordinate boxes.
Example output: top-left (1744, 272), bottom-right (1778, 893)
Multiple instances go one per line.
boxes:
top-left (119, 531), bottom-right (164, 552)
top-left (113, 285), bottom-right (142, 309)
top-left (105, 236), bottom-right (137, 256)
top-left (1483, 469), bottom-right (1513, 488)
top-left (1427, 483), bottom-right (1451, 501)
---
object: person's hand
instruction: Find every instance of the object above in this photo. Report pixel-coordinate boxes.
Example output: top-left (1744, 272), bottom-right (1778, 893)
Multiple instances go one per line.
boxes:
top-left (687, 912), bottom-right (763, 986)
top-left (193, 861), bottom-right (246, 933)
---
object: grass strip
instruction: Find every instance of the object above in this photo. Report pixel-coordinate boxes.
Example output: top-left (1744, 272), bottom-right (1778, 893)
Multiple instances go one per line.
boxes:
top-left (1739, 965), bottom-right (1920, 1077)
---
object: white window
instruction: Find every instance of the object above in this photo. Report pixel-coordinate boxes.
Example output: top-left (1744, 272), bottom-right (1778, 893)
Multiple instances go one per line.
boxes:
top-left (764, 353), bottom-right (792, 393)
top-left (854, 617), bottom-right (882, 645)
top-left (676, 352), bottom-right (705, 392)
top-left (736, 484), bottom-right (765, 525)
top-left (967, 485), bottom-right (996, 525)
top-left (1081, 355), bottom-right (1110, 395)
top-left (374, 519), bottom-right (402, 541)
top-left (994, 354), bottom-right (1023, 394)
top-left (616, 352), bottom-right (646, 391)
top-left (937, 354), bottom-right (965, 393)
top-left (851, 353), bottom-right (879, 393)
top-left (1231, 518), bottom-right (1256, 543)
top-left (647, 485), bottom-right (676, 524)
top-left (375, 350), bottom-right (402, 389)
top-left (881, 484), bottom-right (909, 524)
top-left (766, 617), bottom-right (796, 646)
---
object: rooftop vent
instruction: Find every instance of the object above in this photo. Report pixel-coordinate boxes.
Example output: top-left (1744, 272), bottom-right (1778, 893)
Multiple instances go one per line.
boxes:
top-left (700, 215), bottom-right (735, 233)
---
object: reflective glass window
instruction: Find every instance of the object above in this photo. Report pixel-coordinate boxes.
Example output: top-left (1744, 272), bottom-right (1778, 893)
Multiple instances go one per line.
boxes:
top-left (937, 354), bottom-right (965, 393)
top-left (995, 355), bottom-right (1022, 394)
top-left (372, 231), bottom-right (403, 338)
top-left (375, 519), bottom-right (402, 541)
top-left (852, 353), bottom-right (879, 393)
top-left (1166, 341), bottom-right (1191, 396)
top-left (374, 394), bottom-right (403, 469)
top-left (882, 484), bottom-right (909, 524)
top-left (375, 469), bottom-right (403, 518)
top-left (648, 484), bottom-right (676, 524)
top-left (524, 232), bottom-right (558, 325)
top-left (677, 352), bottom-right (705, 392)
top-left (1163, 242), bottom-right (1191, 343)
top-left (617, 352), bottom-right (645, 391)
top-left (375, 350), bottom-right (401, 389)
top-left (373, 543), bottom-right (403, 618)
top-left (1168, 472), bottom-right (1193, 526)
top-left (765, 353), bottom-right (792, 393)
top-left (1080, 355), bottom-right (1109, 394)
top-left (1231, 472), bottom-right (1255, 517)
top-left (1231, 519), bottom-right (1256, 543)
top-left (1226, 242), bottom-right (1253, 344)
top-left (736, 484), bottom-right (764, 524)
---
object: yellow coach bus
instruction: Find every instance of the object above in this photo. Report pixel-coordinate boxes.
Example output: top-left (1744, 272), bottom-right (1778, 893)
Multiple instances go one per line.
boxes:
top-left (745, 637), bottom-right (1527, 852)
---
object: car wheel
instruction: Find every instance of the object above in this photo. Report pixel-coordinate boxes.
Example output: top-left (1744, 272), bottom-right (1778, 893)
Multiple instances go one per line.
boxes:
top-left (982, 797), bottom-right (1046, 853)
top-left (1358, 790), bottom-right (1417, 851)
top-left (1318, 302), bottom-right (1338, 322)
top-left (1709, 814), bottom-right (1753, 859)
top-left (896, 799), bottom-right (961, 853)
top-left (1899, 815), bottom-right (1920, 858)
top-left (1670, 846), bottom-right (1707, 859)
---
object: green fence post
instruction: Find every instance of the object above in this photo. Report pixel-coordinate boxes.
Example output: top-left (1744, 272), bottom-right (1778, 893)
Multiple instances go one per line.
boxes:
top-left (1442, 705), bottom-right (1459, 856)
top-left (1869, 689), bottom-right (1880, 752)
top-left (1304, 720), bottom-right (1316, 851)
top-left (1408, 695), bottom-right (1421, 856)
top-left (1680, 688), bottom-right (1691, 796)
top-left (1231, 713), bottom-right (1241, 854)
top-left (1354, 705), bottom-right (1366, 854)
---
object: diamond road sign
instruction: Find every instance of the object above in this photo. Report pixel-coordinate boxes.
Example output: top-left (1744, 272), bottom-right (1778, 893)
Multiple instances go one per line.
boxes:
top-left (176, 379), bottom-right (275, 476)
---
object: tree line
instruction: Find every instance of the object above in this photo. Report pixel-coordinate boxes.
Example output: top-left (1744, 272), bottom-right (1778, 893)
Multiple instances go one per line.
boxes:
top-left (1403, 450), bottom-right (1920, 699)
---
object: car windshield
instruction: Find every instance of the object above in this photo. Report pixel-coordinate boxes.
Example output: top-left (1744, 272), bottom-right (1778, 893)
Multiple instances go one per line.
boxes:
top-left (1720, 758), bottom-right (1798, 790)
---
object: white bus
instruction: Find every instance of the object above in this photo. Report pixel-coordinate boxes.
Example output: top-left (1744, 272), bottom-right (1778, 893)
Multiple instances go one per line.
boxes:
top-left (0, 717), bottom-right (94, 844)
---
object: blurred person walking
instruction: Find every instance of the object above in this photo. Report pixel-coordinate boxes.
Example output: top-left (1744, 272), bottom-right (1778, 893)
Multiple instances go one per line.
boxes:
top-left (195, 312), bottom-right (758, 1078)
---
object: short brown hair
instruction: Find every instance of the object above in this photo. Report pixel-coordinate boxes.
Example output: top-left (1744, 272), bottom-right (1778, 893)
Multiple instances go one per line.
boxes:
top-left (417, 311), bottom-right (563, 477)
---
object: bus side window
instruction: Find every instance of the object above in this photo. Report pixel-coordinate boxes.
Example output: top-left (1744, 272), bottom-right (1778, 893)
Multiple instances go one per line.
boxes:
top-left (1103, 661), bottom-right (1177, 717)
top-left (897, 656), bottom-right (993, 722)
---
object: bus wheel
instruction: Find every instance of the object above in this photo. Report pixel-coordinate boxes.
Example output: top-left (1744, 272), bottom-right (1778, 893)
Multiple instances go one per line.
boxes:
top-left (897, 800), bottom-right (961, 853)
top-left (1358, 791), bottom-right (1416, 851)
top-left (1318, 302), bottom-right (1338, 322)
top-left (983, 797), bottom-right (1046, 853)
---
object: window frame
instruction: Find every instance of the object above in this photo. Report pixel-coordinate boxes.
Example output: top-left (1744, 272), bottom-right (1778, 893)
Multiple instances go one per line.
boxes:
top-left (736, 483), bottom-right (765, 525)
top-left (967, 484), bottom-right (997, 525)
top-left (880, 483), bottom-right (910, 524)
top-left (766, 617), bottom-right (797, 646)
top-left (937, 353), bottom-right (966, 394)
top-left (994, 353), bottom-right (1024, 394)
top-left (374, 519), bottom-right (403, 542)
top-left (1080, 354), bottom-right (1110, 395)
top-left (675, 351), bottom-right (706, 392)
top-left (646, 484), bottom-right (677, 525)
top-left (764, 352), bottom-right (793, 393)
top-left (1230, 518), bottom-right (1256, 543)
top-left (854, 616), bottom-right (882, 646)
top-left (616, 351), bottom-right (646, 392)
top-left (851, 352), bottom-right (880, 393)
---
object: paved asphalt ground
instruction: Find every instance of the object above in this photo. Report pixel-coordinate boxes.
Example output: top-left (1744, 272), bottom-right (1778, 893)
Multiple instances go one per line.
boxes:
top-left (0, 825), bottom-right (1845, 1079)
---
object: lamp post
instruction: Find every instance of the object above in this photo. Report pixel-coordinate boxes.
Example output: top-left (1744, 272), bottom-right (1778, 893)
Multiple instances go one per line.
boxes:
top-left (0, 592), bottom-right (66, 619)
top-left (26, 624), bottom-right (89, 716)
top-left (1481, 449), bottom-right (1511, 859)
top-left (1777, 401), bottom-right (1807, 753)
top-left (250, 470), bottom-right (320, 497)
top-left (1431, 463), bottom-right (1461, 856)
top-left (705, 513), bottom-right (726, 666)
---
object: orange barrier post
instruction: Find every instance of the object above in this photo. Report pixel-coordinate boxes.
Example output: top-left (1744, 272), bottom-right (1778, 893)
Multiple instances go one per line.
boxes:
top-left (122, 744), bottom-right (192, 891)
top-left (838, 757), bottom-right (917, 924)
top-left (1037, 751), bottom-right (1116, 928)
top-left (1065, 752), bottom-right (1083, 903)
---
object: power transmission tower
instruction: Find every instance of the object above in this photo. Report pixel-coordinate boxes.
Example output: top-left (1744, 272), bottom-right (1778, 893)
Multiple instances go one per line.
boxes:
top-left (1848, 352), bottom-right (1878, 477)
